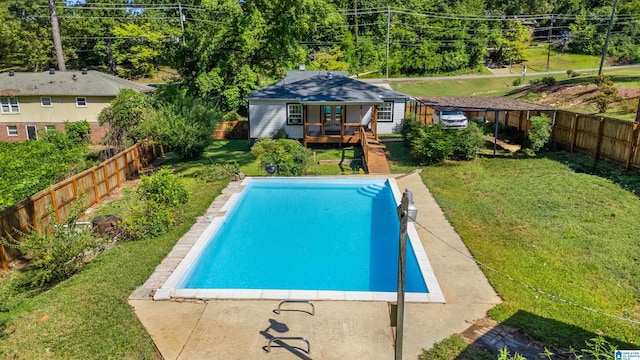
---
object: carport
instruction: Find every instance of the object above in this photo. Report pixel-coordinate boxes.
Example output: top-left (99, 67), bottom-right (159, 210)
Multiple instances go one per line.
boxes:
top-left (406, 96), bottom-right (555, 154)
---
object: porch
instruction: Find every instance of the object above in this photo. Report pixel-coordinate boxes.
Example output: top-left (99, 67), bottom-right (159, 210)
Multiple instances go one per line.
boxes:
top-left (300, 103), bottom-right (379, 147)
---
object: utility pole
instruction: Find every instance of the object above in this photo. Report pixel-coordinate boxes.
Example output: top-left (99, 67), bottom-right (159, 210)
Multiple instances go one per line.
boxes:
top-left (598, 0), bottom-right (619, 76)
top-left (545, 15), bottom-right (555, 72)
top-left (386, 6), bottom-right (390, 80)
top-left (354, 0), bottom-right (358, 46)
top-left (178, 3), bottom-right (185, 45)
top-left (48, 0), bottom-right (66, 71)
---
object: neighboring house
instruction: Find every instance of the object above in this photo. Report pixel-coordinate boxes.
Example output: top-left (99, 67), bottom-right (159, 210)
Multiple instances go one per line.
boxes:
top-left (246, 70), bottom-right (409, 146)
top-left (0, 69), bottom-right (154, 143)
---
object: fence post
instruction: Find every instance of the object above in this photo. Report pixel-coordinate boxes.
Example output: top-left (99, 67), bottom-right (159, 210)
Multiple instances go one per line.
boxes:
top-left (570, 114), bottom-right (579, 152)
top-left (0, 245), bottom-right (7, 271)
top-left (103, 163), bottom-right (111, 196)
top-left (626, 123), bottom-right (639, 170)
top-left (594, 117), bottom-right (605, 161)
top-left (50, 188), bottom-right (60, 223)
top-left (91, 169), bottom-right (100, 205)
top-left (114, 155), bottom-right (121, 186)
top-left (134, 144), bottom-right (141, 173)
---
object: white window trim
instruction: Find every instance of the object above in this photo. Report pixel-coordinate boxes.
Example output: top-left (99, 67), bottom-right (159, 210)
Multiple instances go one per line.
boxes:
top-left (1, 97), bottom-right (20, 114)
top-left (287, 103), bottom-right (303, 125)
top-left (6, 125), bottom-right (18, 137)
top-left (45, 125), bottom-right (57, 133)
top-left (41, 97), bottom-right (52, 107)
top-left (25, 125), bottom-right (38, 140)
top-left (76, 97), bottom-right (87, 107)
top-left (377, 101), bottom-right (394, 122)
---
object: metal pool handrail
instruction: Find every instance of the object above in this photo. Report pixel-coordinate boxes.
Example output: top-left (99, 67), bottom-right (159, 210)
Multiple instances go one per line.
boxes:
top-left (267, 337), bottom-right (311, 354)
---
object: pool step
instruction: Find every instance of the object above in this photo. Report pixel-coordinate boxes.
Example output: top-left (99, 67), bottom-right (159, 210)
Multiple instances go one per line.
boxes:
top-left (357, 184), bottom-right (390, 198)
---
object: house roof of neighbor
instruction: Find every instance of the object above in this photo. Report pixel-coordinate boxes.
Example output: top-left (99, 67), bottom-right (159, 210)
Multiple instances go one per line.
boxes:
top-left (247, 70), bottom-right (409, 104)
top-left (0, 69), bottom-right (155, 97)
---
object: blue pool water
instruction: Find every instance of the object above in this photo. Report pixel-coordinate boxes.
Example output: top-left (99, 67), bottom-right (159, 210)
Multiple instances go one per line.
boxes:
top-left (177, 178), bottom-right (428, 293)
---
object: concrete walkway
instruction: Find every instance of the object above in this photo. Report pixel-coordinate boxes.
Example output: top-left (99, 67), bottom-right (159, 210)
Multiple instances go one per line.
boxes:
top-left (129, 171), bottom-right (501, 359)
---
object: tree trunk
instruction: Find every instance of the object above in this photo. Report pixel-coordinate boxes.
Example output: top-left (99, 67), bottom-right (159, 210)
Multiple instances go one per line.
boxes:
top-left (49, 0), bottom-right (66, 71)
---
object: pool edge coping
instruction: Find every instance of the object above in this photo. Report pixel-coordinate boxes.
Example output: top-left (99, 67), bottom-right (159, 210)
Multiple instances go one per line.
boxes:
top-left (152, 176), bottom-right (446, 304)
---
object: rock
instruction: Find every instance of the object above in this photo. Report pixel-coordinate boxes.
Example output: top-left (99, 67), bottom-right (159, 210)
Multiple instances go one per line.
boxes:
top-left (91, 215), bottom-right (123, 237)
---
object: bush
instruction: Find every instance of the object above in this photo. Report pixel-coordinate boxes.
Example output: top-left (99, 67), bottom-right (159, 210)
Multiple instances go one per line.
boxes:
top-left (512, 78), bottom-right (522, 86)
top-left (541, 76), bottom-right (556, 86)
top-left (250, 139), bottom-right (312, 176)
top-left (270, 127), bottom-right (289, 139)
top-left (64, 120), bottom-right (91, 143)
top-left (410, 125), bottom-right (454, 165)
top-left (3, 213), bottom-right (99, 288)
top-left (528, 114), bottom-right (552, 152)
top-left (122, 167), bottom-right (188, 240)
top-left (451, 122), bottom-right (486, 159)
top-left (196, 162), bottom-right (240, 182)
top-left (566, 69), bottom-right (574, 77)
top-left (222, 110), bottom-right (241, 122)
top-left (400, 114), bottom-right (422, 146)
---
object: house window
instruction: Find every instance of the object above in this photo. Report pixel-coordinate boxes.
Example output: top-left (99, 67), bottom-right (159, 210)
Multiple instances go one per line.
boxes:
top-left (287, 103), bottom-right (303, 125)
top-left (76, 97), bottom-right (87, 107)
top-left (1, 97), bottom-right (19, 113)
top-left (41, 97), bottom-right (52, 107)
top-left (6, 125), bottom-right (18, 136)
top-left (377, 101), bottom-right (393, 122)
top-left (45, 125), bottom-right (57, 133)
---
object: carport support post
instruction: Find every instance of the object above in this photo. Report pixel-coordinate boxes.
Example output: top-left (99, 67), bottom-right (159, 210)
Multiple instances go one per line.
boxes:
top-left (493, 110), bottom-right (500, 156)
top-left (395, 192), bottom-right (409, 360)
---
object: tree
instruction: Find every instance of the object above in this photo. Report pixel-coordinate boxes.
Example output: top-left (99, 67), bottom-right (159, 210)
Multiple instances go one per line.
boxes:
top-left (98, 89), bottom-right (152, 151)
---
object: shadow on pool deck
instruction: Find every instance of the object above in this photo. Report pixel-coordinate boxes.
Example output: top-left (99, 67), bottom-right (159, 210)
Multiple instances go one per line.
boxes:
top-left (128, 171), bottom-right (501, 360)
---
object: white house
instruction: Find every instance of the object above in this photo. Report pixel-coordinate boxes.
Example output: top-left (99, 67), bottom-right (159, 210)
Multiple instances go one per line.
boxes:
top-left (246, 70), bottom-right (409, 146)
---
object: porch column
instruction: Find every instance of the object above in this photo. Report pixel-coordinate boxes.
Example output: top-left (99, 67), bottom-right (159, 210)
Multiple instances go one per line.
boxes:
top-left (303, 105), bottom-right (307, 147)
top-left (373, 105), bottom-right (378, 138)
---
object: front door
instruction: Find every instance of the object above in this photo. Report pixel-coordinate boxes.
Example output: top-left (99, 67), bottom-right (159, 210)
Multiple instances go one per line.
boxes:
top-left (26, 125), bottom-right (37, 140)
top-left (323, 105), bottom-right (343, 135)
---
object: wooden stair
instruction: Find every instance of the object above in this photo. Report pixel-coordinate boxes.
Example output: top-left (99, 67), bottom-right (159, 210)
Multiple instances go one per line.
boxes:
top-left (361, 130), bottom-right (391, 174)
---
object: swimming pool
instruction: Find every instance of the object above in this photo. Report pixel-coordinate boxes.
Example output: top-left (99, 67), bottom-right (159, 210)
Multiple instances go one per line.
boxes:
top-left (156, 177), bottom-right (444, 303)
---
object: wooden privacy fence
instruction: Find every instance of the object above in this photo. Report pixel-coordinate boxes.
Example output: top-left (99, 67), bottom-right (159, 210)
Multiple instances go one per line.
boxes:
top-left (0, 142), bottom-right (159, 270)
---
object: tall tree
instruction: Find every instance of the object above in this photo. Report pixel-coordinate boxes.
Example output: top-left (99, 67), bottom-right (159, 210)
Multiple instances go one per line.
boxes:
top-left (49, 0), bottom-right (66, 71)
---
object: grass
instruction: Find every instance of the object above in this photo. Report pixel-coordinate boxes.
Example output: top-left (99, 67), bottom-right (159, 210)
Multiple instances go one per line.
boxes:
top-left (522, 43), bottom-right (602, 73)
top-left (386, 144), bottom-right (640, 350)
top-left (0, 172), bottom-right (228, 358)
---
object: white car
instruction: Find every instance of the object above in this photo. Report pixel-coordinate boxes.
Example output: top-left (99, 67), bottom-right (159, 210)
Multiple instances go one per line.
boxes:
top-left (434, 110), bottom-right (468, 129)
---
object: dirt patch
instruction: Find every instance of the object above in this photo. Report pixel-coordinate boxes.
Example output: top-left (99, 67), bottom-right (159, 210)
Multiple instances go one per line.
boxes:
top-left (520, 84), bottom-right (640, 110)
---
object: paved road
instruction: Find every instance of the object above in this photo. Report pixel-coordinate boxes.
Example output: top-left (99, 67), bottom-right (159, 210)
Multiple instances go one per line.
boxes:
top-left (357, 64), bottom-right (640, 83)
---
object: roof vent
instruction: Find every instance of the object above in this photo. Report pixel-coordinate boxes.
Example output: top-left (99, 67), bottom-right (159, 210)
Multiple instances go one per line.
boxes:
top-left (8, 70), bottom-right (15, 76)
top-left (81, 68), bottom-right (88, 75)
top-left (328, 71), bottom-right (333, 80)
top-left (299, 63), bottom-right (305, 71)
top-left (49, 68), bottom-right (55, 75)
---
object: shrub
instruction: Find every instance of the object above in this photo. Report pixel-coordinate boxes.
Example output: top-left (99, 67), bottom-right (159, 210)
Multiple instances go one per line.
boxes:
top-left (222, 110), bottom-right (241, 122)
top-left (566, 69), bottom-right (574, 77)
top-left (122, 167), bottom-right (188, 240)
top-left (541, 76), bottom-right (556, 86)
top-left (3, 213), bottom-right (99, 287)
top-left (451, 122), bottom-right (485, 160)
top-left (270, 127), bottom-right (289, 139)
top-left (400, 114), bottom-right (422, 146)
top-left (64, 120), bottom-right (91, 143)
top-left (250, 138), bottom-right (312, 176)
top-left (196, 162), bottom-right (240, 182)
top-left (528, 114), bottom-right (552, 152)
top-left (512, 78), bottom-right (522, 86)
top-left (410, 125), bottom-right (454, 165)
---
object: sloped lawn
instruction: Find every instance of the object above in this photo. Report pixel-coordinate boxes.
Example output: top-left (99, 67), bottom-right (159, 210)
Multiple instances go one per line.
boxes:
top-left (415, 154), bottom-right (640, 349)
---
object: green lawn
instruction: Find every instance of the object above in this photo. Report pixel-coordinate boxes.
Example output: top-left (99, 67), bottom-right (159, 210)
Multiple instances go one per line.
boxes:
top-left (522, 43), bottom-right (602, 73)
top-left (385, 145), bottom-right (640, 350)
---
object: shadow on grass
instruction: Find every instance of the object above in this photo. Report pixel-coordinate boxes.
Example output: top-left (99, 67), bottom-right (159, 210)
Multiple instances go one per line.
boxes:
top-left (542, 150), bottom-right (640, 196)
top-left (467, 310), bottom-right (638, 358)
top-left (170, 140), bottom-right (256, 178)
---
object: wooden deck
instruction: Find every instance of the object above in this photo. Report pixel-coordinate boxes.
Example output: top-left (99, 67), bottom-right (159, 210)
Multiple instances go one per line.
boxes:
top-left (360, 130), bottom-right (391, 174)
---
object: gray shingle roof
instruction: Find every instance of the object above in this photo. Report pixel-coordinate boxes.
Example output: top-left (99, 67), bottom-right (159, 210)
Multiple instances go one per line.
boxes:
top-left (247, 71), bottom-right (409, 104)
top-left (0, 70), bottom-right (154, 97)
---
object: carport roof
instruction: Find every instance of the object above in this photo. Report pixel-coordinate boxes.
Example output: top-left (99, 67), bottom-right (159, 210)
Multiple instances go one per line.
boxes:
top-left (414, 96), bottom-right (554, 112)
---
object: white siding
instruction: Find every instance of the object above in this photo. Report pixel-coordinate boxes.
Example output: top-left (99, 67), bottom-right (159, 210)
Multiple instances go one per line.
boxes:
top-left (345, 105), bottom-right (361, 124)
top-left (376, 99), bottom-right (406, 135)
top-left (249, 101), bottom-right (287, 138)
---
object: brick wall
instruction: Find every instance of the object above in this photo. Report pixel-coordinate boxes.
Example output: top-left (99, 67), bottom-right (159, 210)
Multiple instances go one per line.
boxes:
top-left (0, 122), bottom-right (109, 143)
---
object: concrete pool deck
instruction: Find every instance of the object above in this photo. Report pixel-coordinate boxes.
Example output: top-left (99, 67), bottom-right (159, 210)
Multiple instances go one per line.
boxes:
top-left (128, 171), bottom-right (501, 359)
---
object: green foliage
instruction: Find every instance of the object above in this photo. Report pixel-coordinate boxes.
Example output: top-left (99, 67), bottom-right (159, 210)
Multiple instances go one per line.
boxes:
top-left (579, 336), bottom-right (617, 360)
top-left (3, 214), bottom-right (99, 288)
top-left (451, 122), bottom-right (486, 159)
top-left (250, 139), bottom-right (312, 176)
top-left (541, 76), bottom-right (557, 86)
top-left (64, 120), bottom-right (92, 144)
top-left (497, 347), bottom-right (527, 360)
top-left (222, 110), bottom-right (241, 122)
top-left (0, 138), bottom-right (91, 211)
top-left (400, 113), bottom-right (422, 146)
top-left (122, 167), bottom-right (188, 240)
top-left (410, 125), bottom-right (455, 165)
top-left (594, 75), bottom-right (621, 113)
top-left (270, 127), bottom-right (289, 139)
top-left (195, 161), bottom-right (240, 183)
top-left (512, 78), bottom-right (522, 86)
top-left (528, 114), bottom-right (552, 151)
top-left (567, 69), bottom-right (574, 77)
top-left (99, 89), bottom-right (153, 150)
top-left (140, 96), bottom-right (219, 160)
top-left (418, 334), bottom-right (493, 360)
